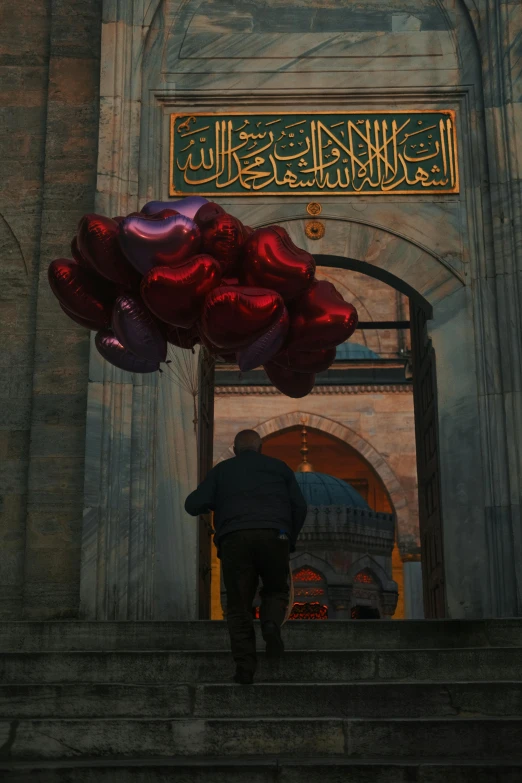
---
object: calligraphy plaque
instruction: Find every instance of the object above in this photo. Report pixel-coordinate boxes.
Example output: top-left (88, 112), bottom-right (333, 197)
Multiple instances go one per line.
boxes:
top-left (170, 111), bottom-right (458, 196)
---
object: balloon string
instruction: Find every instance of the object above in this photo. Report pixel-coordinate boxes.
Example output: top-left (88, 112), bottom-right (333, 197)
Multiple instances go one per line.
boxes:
top-left (192, 393), bottom-right (198, 435)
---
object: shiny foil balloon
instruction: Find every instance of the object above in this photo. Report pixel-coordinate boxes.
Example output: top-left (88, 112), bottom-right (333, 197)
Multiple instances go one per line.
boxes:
top-left (48, 259), bottom-right (114, 327)
top-left (242, 226), bottom-right (315, 301)
top-left (166, 323), bottom-right (201, 350)
top-left (194, 201), bottom-right (226, 229)
top-left (112, 295), bottom-right (167, 363)
top-left (141, 197), bottom-right (208, 220)
top-left (264, 361), bottom-right (316, 399)
top-left (59, 303), bottom-right (102, 330)
top-left (144, 208), bottom-right (179, 219)
top-left (95, 330), bottom-right (160, 373)
top-left (288, 280), bottom-right (358, 351)
top-left (237, 308), bottom-right (289, 372)
top-left (201, 213), bottom-right (246, 275)
top-left (77, 214), bottom-right (140, 289)
top-left (118, 214), bottom-right (201, 276)
top-left (272, 345), bottom-right (336, 374)
top-left (70, 236), bottom-right (91, 269)
top-left (198, 331), bottom-right (236, 363)
top-left (202, 286), bottom-right (285, 351)
top-left (141, 255), bottom-right (222, 329)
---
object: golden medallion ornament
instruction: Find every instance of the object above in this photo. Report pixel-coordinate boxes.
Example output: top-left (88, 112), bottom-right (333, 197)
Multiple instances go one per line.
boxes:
top-left (305, 221), bottom-right (325, 240)
top-left (306, 202), bottom-right (322, 217)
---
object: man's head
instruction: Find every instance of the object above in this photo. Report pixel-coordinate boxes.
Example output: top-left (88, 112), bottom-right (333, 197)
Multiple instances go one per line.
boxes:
top-left (234, 429), bottom-right (262, 456)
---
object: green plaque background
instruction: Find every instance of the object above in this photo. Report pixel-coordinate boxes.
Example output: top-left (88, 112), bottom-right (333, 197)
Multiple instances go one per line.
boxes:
top-left (169, 111), bottom-right (458, 196)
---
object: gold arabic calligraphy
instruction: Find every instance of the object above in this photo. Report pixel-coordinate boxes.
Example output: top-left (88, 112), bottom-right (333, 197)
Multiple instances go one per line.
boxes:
top-left (170, 112), bottom-right (458, 196)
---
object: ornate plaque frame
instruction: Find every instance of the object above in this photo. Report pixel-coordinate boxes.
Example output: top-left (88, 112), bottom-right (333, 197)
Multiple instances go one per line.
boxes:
top-left (169, 110), bottom-right (459, 197)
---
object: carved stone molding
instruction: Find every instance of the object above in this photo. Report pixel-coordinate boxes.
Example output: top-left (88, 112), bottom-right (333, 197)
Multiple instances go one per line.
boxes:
top-left (214, 384), bottom-right (413, 395)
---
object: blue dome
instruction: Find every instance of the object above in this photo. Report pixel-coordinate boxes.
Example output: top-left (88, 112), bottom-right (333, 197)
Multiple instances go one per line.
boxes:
top-left (335, 342), bottom-right (380, 360)
top-left (295, 472), bottom-right (370, 509)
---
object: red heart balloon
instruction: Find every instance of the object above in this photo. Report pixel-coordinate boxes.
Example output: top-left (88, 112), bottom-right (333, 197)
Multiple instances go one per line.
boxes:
top-left (70, 236), bottom-right (92, 269)
top-left (59, 303), bottom-right (102, 330)
top-left (272, 345), bottom-right (336, 374)
top-left (119, 214), bottom-right (201, 276)
top-left (288, 280), bottom-right (358, 351)
top-left (202, 286), bottom-right (284, 351)
top-left (77, 214), bottom-right (140, 289)
top-left (241, 226), bottom-right (315, 301)
top-left (141, 255), bottom-right (222, 329)
top-left (264, 361), bottom-right (316, 398)
top-left (201, 213), bottom-right (245, 274)
top-left (194, 201), bottom-right (226, 229)
top-left (166, 323), bottom-right (201, 350)
top-left (48, 259), bottom-right (115, 327)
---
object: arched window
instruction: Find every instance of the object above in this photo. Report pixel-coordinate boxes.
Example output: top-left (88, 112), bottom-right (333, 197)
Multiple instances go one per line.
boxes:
top-left (293, 567), bottom-right (323, 582)
top-left (290, 565), bottom-right (328, 620)
top-left (353, 569), bottom-right (377, 585)
top-left (252, 565), bottom-right (329, 620)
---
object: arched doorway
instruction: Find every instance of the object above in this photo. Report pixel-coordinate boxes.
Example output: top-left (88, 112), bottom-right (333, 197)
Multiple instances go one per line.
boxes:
top-left (202, 248), bottom-right (447, 620)
top-left (212, 424), bottom-right (407, 620)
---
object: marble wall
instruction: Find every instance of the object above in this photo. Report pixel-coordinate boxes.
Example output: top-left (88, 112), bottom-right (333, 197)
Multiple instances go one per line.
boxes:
top-left (0, 0), bottom-right (103, 619)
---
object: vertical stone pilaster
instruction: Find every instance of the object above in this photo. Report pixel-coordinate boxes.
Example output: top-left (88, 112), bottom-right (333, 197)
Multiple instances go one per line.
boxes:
top-left (22, 0), bottom-right (103, 619)
top-left (467, 0), bottom-right (522, 614)
top-left (80, 0), bottom-right (200, 620)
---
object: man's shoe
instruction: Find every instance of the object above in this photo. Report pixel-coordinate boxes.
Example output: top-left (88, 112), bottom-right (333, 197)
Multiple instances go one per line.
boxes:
top-left (262, 620), bottom-right (284, 659)
top-left (233, 667), bottom-right (254, 685)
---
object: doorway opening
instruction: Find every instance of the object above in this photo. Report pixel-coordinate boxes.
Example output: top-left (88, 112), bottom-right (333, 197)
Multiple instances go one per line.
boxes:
top-left (197, 257), bottom-right (445, 621)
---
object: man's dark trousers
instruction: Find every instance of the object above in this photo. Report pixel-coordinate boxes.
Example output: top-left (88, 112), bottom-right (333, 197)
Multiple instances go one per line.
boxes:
top-left (220, 528), bottom-right (290, 674)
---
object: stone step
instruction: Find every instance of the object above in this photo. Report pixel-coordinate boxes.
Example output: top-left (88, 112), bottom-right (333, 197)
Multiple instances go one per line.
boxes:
top-left (0, 718), bottom-right (521, 761)
top-left (1, 681), bottom-right (521, 720)
top-left (2, 620), bottom-right (521, 652)
top-left (1, 648), bottom-right (521, 684)
top-left (1, 757), bottom-right (522, 783)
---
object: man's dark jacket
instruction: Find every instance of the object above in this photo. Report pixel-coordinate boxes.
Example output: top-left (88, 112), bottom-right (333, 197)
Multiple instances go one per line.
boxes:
top-left (184, 450), bottom-right (308, 554)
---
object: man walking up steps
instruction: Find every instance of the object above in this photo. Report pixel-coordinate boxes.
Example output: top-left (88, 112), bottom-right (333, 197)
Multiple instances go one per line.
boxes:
top-left (185, 429), bottom-right (308, 684)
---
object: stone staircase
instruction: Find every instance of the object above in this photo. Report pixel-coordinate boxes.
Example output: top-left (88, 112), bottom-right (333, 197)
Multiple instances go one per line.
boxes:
top-left (1, 620), bottom-right (522, 781)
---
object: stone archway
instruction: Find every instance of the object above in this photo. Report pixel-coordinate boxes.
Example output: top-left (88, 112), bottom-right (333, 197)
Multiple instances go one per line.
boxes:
top-left (217, 411), bottom-right (413, 555)
top-left (84, 0), bottom-right (513, 621)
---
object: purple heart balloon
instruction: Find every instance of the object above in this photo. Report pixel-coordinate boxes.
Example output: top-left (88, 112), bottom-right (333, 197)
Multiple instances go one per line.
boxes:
top-left (141, 197), bottom-right (209, 220)
top-left (118, 214), bottom-right (201, 275)
top-left (95, 330), bottom-right (160, 373)
top-left (237, 308), bottom-right (289, 372)
top-left (112, 295), bottom-right (167, 363)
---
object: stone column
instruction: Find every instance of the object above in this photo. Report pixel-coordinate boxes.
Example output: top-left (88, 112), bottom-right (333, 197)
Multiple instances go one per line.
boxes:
top-left (403, 557), bottom-right (424, 619)
top-left (80, 0), bottom-right (199, 620)
top-left (469, 0), bottom-right (522, 616)
top-left (22, 0), bottom-right (103, 619)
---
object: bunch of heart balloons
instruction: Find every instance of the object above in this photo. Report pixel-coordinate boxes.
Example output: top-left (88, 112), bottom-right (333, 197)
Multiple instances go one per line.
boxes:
top-left (48, 196), bottom-right (358, 398)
